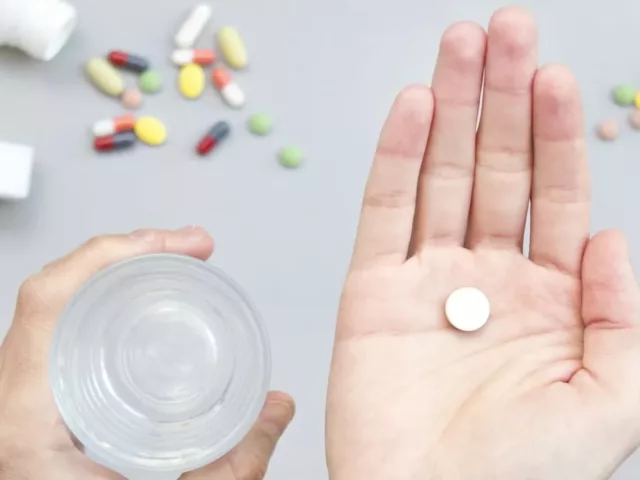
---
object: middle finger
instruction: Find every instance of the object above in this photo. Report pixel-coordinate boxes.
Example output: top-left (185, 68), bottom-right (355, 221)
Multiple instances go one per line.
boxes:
top-left (466, 7), bottom-right (538, 250)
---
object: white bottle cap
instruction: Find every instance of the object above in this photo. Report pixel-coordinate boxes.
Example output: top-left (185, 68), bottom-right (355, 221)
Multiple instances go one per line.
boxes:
top-left (0, 141), bottom-right (34, 200)
top-left (17, 1), bottom-right (77, 61)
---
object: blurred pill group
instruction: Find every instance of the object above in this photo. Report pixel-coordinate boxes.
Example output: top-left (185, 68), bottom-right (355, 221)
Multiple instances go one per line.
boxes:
top-left (596, 84), bottom-right (640, 142)
top-left (83, 3), bottom-right (303, 166)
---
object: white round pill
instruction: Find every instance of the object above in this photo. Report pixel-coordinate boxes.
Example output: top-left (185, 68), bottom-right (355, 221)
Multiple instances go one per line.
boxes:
top-left (445, 287), bottom-right (490, 332)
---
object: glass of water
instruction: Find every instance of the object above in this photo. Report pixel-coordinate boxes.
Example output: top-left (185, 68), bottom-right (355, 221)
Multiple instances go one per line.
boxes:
top-left (49, 254), bottom-right (271, 474)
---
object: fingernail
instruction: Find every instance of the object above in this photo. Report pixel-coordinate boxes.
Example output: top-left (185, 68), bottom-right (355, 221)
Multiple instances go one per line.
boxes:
top-left (129, 229), bottom-right (156, 242)
top-left (175, 225), bottom-right (208, 241)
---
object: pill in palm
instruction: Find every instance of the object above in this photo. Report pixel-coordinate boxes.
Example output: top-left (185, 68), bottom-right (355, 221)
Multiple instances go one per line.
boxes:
top-left (445, 287), bottom-right (490, 332)
top-left (134, 117), bottom-right (167, 146)
top-left (92, 113), bottom-right (136, 137)
top-left (211, 67), bottom-right (245, 108)
top-left (196, 121), bottom-right (231, 156)
top-left (612, 85), bottom-right (636, 106)
top-left (94, 132), bottom-right (137, 152)
top-left (596, 120), bottom-right (619, 141)
top-left (175, 4), bottom-right (212, 49)
top-left (107, 50), bottom-right (150, 73)
top-left (217, 26), bottom-right (248, 70)
top-left (179, 63), bottom-right (206, 99)
top-left (85, 58), bottom-right (124, 97)
top-left (172, 49), bottom-right (216, 66)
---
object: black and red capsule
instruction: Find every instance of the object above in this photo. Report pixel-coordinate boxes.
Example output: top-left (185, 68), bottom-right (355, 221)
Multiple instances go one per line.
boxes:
top-left (94, 131), bottom-right (137, 152)
top-left (107, 50), bottom-right (150, 73)
top-left (196, 121), bottom-right (231, 156)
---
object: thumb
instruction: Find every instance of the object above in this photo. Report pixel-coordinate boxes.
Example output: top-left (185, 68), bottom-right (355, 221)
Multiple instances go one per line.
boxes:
top-left (181, 391), bottom-right (295, 480)
top-left (581, 229), bottom-right (640, 396)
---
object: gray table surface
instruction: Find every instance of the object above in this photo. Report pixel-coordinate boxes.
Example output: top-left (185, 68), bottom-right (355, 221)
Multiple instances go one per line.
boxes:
top-left (1, 0), bottom-right (640, 478)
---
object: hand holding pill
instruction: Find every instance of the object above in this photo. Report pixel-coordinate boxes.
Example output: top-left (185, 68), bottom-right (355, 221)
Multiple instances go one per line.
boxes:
top-left (327, 7), bottom-right (640, 480)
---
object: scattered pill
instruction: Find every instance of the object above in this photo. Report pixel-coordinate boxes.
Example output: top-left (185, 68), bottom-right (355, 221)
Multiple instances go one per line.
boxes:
top-left (196, 121), bottom-right (231, 156)
top-left (217, 26), bottom-right (248, 70)
top-left (612, 85), bottom-right (636, 106)
top-left (121, 88), bottom-right (143, 109)
top-left (445, 287), bottom-right (490, 332)
top-left (139, 70), bottom-right (163, 94)
top-left (172, 49), bottom-right (216, 66)
top-left (179, 63), bottom-right (206, 99)
top-left (175, 4), bottom-right (212, 49)
top-left (92, 113), bottom-right (136, 137)
top-left (211, 67), bottom-right (245, 108)
top-left (596, 120), bottom-right (619, 141)
top-left (85, 57), bottom-right (124, 97)
top-left (107, 50), bottom-right (150, 73)
top-left (248, 114), bottom-right (273, 136)
top-left (134, 117), bottom-right (167, 146)
top-left (630, 110), bottom-right (640, 130)
top-left (94, 132), bottom-right (137, 152)
top-left (278, 146), bottom-right (303, 169)
top-left (634, 93), bottom-right (640, 110)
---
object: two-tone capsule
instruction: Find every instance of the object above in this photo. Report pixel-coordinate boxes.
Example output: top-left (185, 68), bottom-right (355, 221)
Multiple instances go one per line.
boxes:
top-left (211, 68), bottom-right (245, 108)
top-left (94, 132), bottom-right (137, 152)
top-left (92, 113), bottom-right (136, 137)
top-left (171, 49), bottom-right (216, 66)
top-left (107, 51), bottom-right (150, 73)
top-left (196, 121), bottom-right (231, 155)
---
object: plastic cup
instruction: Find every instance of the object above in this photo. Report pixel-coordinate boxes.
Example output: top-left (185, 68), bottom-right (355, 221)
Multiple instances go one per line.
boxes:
top-left (49, 254), bottom-right (271, 473)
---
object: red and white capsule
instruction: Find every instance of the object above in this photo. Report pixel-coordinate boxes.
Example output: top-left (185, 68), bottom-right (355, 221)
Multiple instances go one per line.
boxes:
top-left (92, 113), bottom-right (136, 137)
top-left (172, 49), bottom-right (216, 66)
top-left (211, 67), bottom-right (245, 108)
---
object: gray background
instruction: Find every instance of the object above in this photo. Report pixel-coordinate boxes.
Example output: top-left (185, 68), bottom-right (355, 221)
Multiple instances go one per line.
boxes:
top-left (1, 0), bottom-right (639, 478)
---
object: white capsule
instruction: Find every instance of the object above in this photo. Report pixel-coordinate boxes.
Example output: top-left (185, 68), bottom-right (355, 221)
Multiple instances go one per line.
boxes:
top-left (93, 120), bottom-right (115, 137)
top-left (175, 4), bottom-right (212, 49)
top-left (172, 50), bottom-right (193, 65)
top-left (220, 83), bottom-right (245, 108)
top-left (445, 287), bottom-right (490, 332)
top-left (171, 49), bottom-right (216, 66)
top-left (91, 114), bottom-right (136, 138)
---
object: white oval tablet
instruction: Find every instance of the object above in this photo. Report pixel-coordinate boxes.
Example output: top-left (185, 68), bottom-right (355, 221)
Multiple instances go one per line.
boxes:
top-left (445, 287), bottom-right (490, 332)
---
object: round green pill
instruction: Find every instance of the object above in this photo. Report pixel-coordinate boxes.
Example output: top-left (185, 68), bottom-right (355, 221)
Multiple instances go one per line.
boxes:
top-left (612, 84), bottom-right (636, 106)
top-left (248, 114), bottom-right (273, 136)
top-left (139, 70), bottom-right (162, 94)
top-left (278, 146), bottom-right (303, 169)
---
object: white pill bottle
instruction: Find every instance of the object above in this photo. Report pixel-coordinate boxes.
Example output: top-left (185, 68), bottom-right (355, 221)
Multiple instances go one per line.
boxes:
top-left (0, 0), bottom-right (77, 61)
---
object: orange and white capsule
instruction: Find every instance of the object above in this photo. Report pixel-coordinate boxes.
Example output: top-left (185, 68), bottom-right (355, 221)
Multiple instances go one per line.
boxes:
top-left (211, 67), bottom-right (245, 108)
top-left (92, 113), bottom-right (136, 137)
top-left (172, 49), bottom-right (216, 66)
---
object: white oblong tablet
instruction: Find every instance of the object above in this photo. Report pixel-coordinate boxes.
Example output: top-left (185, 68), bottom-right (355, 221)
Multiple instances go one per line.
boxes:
top-left (175, 4), bottom-right (212, 49)
top-left (445, 287), bottom-right (490, 332)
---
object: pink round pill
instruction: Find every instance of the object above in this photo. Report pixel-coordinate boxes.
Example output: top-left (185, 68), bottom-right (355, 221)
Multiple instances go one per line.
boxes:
top-left (121, 88), bottom-right (143, 110)
top-left (596, 120), bottom-right (619, 141)
top-left (630, 110), bottom-right (640, 130)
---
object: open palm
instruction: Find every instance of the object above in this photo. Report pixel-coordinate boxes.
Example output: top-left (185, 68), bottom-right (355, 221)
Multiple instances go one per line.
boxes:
top-left (327, 7), bottom-right (640, 480)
